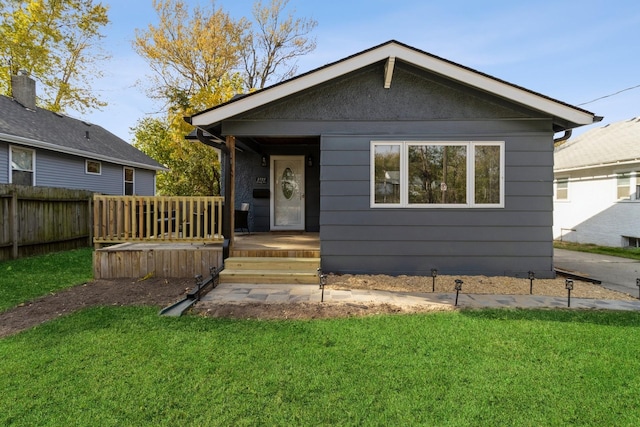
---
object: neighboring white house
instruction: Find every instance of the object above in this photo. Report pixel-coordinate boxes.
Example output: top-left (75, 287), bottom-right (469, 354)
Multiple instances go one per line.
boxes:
top-left (554, 117), bottom-right (640, 247)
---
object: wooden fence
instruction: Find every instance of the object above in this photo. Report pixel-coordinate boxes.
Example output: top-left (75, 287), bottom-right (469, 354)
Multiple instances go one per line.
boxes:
top-left (93, 195), bottom-right (224, 246)
top-left (0, 185), bottom-right (93, 261)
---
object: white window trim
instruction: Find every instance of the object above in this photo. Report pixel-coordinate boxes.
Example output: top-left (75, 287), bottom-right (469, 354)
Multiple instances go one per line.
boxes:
top-left (9, 145), bottom-right (36, 185)
top-left (85, 159), bottom-right (102, 175)
top-left (123, 166), bottom-right (135, 195)
top-left (371, 140), bottom-right (505, 208)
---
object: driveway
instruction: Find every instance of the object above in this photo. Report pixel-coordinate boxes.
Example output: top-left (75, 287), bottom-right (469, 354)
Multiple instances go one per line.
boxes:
top-left (555, 248), bottom-right (640, 297)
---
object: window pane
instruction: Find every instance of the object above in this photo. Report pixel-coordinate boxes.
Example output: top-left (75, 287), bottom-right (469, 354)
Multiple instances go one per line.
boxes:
top-left (556, 179), bottom-right (568, 200)
top-left (474, 145), bottom-right (500, 204)
top-left (87, 161), bottom-right (101, 174)
top-left (408, 144), bottom-right (466, 204)
top-left (12, 170), bottom-right (33, 186)
top-left (125, 182), bottom-right (134, 195)
top-left (374, 145), bottom-right (400, 204)
top-left (617, 174), bottom-right (630, 199)
top-left (11, 147), bottom-right (33, 171)
top-left (124, 168), bottom-right (134, 182)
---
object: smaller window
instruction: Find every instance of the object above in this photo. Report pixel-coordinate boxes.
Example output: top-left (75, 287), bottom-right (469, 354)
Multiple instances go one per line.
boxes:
top-left (124, 167), bottom-right (134, 195)
top-left (617, 173), bottom-right (630, 199)
top-left (556, 178), bottom-right (568, 200)
top-left (86, 160), bottom-right (101, 175)
top-left (10, 146), bottom-right (35, 186)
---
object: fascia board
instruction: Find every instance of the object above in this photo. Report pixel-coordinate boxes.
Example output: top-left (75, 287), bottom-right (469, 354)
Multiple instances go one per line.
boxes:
top-left (193, 42), bottom-right (594, 127)
top-left (1, 132), bottom-right (168, 171)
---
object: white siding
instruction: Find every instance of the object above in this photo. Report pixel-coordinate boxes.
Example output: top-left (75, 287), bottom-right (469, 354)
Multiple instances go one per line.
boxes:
top-left (553, 168), bottom-right (640, 246)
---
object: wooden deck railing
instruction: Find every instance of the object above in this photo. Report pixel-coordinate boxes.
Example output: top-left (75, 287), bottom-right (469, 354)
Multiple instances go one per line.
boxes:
top-left (93, 195), bottom-right (224, 245)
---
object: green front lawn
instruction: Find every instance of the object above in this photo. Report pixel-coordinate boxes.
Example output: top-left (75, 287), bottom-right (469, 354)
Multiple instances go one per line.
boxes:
top-left (0, 248), bottom-right (93, 312)
top-left (1, 307), bottom-right (639, 426)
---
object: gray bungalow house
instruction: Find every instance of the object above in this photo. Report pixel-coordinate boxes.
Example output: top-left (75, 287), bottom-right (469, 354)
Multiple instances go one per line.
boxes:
top-left (187, 40), bottom-right (599, 278)
top-left (1, 73), bottom-right (165, 195)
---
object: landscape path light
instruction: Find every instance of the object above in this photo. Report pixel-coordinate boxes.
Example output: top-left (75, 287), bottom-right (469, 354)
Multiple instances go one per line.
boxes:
top-left (431, 268), bottom-right (438, 292)
top-left (317, 268), bottom-right (327, 303)
top-left (565, 279), bottom-right (574, 307)
top-left (528, 271), bottom-right (535, 295)
top-left (454, 279), bottom-right (463, 307)
top-left (636, 278), bottom-right (640, 300)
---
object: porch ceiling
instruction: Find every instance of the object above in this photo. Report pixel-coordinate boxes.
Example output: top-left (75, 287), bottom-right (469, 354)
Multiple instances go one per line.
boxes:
top-left (235, 136), bottom-right (320, 153)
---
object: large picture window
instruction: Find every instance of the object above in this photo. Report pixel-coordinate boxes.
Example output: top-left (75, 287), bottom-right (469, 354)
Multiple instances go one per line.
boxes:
top-left (10, 146), bottom-right (35, 186)
top-left (371, 141), bottom-right (504, 208)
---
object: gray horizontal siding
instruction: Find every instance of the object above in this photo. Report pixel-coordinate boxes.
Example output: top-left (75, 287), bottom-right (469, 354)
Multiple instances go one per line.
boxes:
top-left (321, 210), bottom-right (552, 227)
top-left (20, 148), bottom-right (156, 195)
top-left (321, 225), bottom-right (551, 241)
top-left (320, 255), bottom-right (554, 278)
top-left (0, 142), bottom-right (8, 183)
top-left (319, 127), bottom-right (555, 277)
top-left (322, 240), bottom-right (551, 257)
top-left (135, 169), bottom-right (156, 196)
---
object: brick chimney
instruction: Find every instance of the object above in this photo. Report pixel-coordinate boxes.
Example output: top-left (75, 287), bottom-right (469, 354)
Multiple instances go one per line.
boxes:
top-left (11, 71), bottom-right (36, 110)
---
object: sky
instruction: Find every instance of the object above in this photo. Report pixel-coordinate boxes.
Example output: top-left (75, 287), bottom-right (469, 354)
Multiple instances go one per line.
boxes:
top-left (76, 0), bottom-right (640, 142)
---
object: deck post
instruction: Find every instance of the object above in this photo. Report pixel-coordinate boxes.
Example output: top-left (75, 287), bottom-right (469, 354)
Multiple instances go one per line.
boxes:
top-left (227, 135), bottom-right (236, 252)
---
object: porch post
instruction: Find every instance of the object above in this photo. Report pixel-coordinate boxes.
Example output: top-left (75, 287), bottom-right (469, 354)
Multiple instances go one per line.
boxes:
top-left (227, 135), bottom-right (236, 250)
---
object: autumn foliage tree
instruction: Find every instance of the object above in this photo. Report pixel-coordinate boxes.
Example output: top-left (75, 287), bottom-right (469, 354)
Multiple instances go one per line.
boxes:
top-left (132, 0), bottom-right (317, 196)
top-left (0, 0), bottom-right (110, 113)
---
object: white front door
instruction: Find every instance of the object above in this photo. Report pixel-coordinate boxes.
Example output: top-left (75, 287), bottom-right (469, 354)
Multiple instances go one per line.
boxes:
top-left (270, 155), bottom-right (305, 230)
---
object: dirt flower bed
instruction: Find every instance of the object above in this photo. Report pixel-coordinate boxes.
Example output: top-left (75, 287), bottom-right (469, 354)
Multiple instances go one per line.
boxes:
top-left (1, 272), bottom-right (636, 337)
top-left (326, 273), bottom-right (636, 301)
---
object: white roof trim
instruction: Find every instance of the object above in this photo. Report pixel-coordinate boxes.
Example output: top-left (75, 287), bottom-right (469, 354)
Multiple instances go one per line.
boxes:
top-left (0, 132), bottom-right (168, 171)
top-left (192, 42), bottom-right (595, 127)
top-left (555, 158), bottom-right (640, 173)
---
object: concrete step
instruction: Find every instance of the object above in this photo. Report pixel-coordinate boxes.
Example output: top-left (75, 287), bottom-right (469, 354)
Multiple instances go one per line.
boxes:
top-left (220, 257), bottom-right (320, 285)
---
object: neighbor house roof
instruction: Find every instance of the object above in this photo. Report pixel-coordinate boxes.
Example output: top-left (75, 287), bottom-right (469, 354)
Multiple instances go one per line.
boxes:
top-left (0, 95), bottom-right (166, 171)
top-left (554, 117), bottom-right (640, 172)
top-left (190, 40), bottom-right (599, 131)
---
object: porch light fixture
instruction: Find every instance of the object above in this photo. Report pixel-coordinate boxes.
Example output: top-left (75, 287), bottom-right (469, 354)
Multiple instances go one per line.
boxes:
top-left (261, 155), bottom-right (267, 167)
top-left (454, 279), bottom-right (463, 306)
top-left (307, 155), bottom-right (313, 167)
top-left (431, 268), bottom-right (438, 292)
top-left (528, 271), bottom-right (535, 295)
top-left (565, 279), bottom-right (574, 307)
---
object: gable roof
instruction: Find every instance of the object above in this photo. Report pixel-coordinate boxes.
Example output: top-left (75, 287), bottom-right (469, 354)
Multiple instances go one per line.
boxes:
top-left (0, 95), bottom-right (166, 171)
top-left (190, 40), bottom-right (599, 131)
top-left (554, 117), bottom-right (640, 172)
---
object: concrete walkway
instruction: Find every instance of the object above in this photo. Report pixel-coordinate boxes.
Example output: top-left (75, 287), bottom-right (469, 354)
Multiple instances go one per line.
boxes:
top-left (199, 283), bottom-right (640, 312)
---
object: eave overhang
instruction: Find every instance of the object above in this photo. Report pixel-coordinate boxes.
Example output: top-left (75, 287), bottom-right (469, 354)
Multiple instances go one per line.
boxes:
top-left (1, 132), bottom-right (168, 172)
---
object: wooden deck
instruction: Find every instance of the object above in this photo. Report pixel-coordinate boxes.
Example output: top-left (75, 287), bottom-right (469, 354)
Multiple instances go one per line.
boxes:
top-left (93, 232), bottom-right (320, 279)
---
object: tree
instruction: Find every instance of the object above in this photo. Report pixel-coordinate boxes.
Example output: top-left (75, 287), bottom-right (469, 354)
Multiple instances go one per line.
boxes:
top-left (133, 0), bottom-right (247, 111)
top-left (240, 0), bottom-right (317, 90)
top-left (0, 0), bottom-right (110, 113)
top-left (132, 116), bottom-right (223, 196)
top-left (132, 0), bottom-right (317, 196)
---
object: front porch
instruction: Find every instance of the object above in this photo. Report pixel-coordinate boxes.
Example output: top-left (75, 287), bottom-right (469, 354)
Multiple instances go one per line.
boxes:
top-left (93, 231), bottom-right (320, 279)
